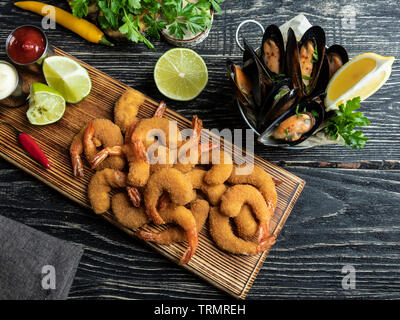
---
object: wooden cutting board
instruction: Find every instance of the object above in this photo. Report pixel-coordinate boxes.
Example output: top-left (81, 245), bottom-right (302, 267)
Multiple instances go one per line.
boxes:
top-left (0, 47), bottom-right (305, 299)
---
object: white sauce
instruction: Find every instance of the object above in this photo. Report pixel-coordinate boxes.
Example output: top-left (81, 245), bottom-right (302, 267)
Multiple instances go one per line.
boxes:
top-left (0, 62), bottom-right (18, 100)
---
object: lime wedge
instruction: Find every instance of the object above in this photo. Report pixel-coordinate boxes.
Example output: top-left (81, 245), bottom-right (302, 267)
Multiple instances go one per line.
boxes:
top-left (27, 82), bottom-right (66, 125)
top-left (43, 56), bottom-right (92, 104)
top-left (154, 48), bottom-right (208, 101)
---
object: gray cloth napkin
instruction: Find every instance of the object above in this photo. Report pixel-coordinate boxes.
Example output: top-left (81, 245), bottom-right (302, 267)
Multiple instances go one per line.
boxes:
top-left (0, 215), bottom-right (84, 300)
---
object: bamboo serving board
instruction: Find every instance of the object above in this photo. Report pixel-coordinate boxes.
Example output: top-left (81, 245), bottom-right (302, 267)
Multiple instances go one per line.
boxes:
top-left (0, 47), bottom-right (305, 299)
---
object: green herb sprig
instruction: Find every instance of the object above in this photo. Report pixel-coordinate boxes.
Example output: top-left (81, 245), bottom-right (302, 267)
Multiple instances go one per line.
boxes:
top-left (311, 44), bottom-right (318, 63)
top-left (70, 0), bottom-right (225, 50)
top-left (325, 97), bottom-right (370, 150)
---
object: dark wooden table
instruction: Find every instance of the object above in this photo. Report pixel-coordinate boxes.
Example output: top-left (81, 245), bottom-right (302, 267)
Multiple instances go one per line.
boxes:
top-left (0, 0), bottom-right (399, 300)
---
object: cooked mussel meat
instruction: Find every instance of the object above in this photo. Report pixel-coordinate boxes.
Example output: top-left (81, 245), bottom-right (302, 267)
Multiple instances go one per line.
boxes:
top-left (258, 96), bottom-right (325, 146)
top-left (260, 24), bottom-right (286, 80)
top-left (272, 112), bottom-right (315, 142)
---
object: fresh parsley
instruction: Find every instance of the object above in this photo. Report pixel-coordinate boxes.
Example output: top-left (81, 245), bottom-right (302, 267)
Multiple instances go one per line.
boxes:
top-left (70, 0), bottom-right (225, 49)
top-left (325, 97), bottom-right (370, 150)
top-left (295, 104), bottom-right (303, 119)
top-left (311, 44), bottom-right (318, 63)
top-left (274, 89), bottom-right (288, 101)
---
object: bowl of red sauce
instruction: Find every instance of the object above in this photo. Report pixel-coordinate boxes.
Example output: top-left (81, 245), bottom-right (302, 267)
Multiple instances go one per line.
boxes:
top-left (6, 25), bottom-right (51, 66)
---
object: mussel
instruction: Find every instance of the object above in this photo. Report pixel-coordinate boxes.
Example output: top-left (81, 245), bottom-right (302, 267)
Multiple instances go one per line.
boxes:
top-left (242, 38), bottom-right (272, 106)
top-left (315, 44), bottom-right (349, 93)
top-left (258, 95), bottom-right (325, 147)
top-left (260, 24), bottom-right (286, 82)
top-left (326, 45), bottom-right (349, 78)
top-left (286, 26), bottom-right (326, 97)
top-left (226, 58), bottom-right (258, 129)
top-left (257, 78), bottom-right (299, 131)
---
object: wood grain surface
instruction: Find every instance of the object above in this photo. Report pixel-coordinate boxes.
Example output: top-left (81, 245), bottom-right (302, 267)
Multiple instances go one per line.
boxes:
top-left (0, 0), bottom-right (399, 300)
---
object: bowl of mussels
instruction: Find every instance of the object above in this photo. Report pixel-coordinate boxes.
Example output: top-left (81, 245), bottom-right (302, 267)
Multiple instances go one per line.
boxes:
top-left (227, 20), bottom-right (349, 149)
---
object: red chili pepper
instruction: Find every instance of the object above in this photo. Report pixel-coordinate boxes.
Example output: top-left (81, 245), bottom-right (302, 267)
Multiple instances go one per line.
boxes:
top-left (0, 122), bottom-right (50, 169)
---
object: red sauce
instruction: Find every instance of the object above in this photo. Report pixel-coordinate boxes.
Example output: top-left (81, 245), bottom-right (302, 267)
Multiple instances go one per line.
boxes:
top-left (7, 26), bottom-right (46, 64)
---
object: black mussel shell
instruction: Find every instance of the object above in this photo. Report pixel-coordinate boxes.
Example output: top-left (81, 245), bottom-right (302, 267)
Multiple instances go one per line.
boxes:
top-left (226, 58), bottom-right (254, 107)
top-left (286, 28), bottom-right (303, 92)
top-left (226, 58), bottom-right (258, 129)
top-left (326, 44), bottom-right (348, 79)
top-left (259, 24), bottom-right (286, 81)
top-left (242, 38), bottom-right (273, 107)
top-left (314, 44), bottom-right (349, 93)
top-left (314, 54), bottom-right (329, 93)
top-left (257, 78), bottom-right (299, 132)
top-left (258, 95), bottom-right (325, 147)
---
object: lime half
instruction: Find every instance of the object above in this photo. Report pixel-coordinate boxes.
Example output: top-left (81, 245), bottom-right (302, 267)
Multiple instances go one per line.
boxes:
top-left (27, 82), bottom-right (66, 125)
top-left (43, 56), bottom-right (92, 103)
top-left (154, 48), bottom-right (208, 101)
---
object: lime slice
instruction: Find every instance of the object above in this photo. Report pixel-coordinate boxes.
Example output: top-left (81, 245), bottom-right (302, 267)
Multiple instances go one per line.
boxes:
top-left (325, 52), bottom-right (394, 111)
top-left (154, 48), bottom-right (208, 101)
top-left (43, 56), bottom-right (92, 103)
top-left (27, 82), bottom-right (66, 125)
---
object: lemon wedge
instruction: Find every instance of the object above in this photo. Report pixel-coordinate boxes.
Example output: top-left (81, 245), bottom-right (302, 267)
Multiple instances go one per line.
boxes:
top-left (325, 53), bottom-right (394, 111)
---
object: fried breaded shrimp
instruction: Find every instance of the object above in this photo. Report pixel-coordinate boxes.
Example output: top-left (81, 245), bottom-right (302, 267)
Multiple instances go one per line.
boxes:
top-left (174, 141), bottom-right (219, 173)
top-left (185, 169), bottom-right (227, 205)
top-left (131, 117), bottom-right (182, 149)
top-left (202, 183), bottom-right (227, 206)
top-left (114, 89), bottom-right (144, 133)
top-left (137, 199), bottom-right (209, 245)
top-left (228, 164), bottom-right (278, 211)
top-left (138, 203), bottom-right (199, 264)
top-left (91, 102), bottom-right (179, 190)
top-left (88, 169), bottom-right (128, 214)
top-left (144, 168), bottom-right (195, 225)
top-left (111, 193), bottom-right (150, 229)
top-left (127, 101), bottom-right (180, 149)
top-left (220, 184), bottom-right (273, 243)
top-left (202, 150), bottom-right (233, 185)
top-left (209, 207), bottom-right (276, 255)
top-left (90, 120), bottom-right (139, 170)
top-left (83, 119), bottom-right (125, 171)
top-left (234, 205), bottom-right (258, 240)
top-left (70, 125), bottom-right (87, 177)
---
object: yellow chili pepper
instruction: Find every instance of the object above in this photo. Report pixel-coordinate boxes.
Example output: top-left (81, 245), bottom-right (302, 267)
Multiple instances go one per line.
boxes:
top-left (14, 1), bottom-right (113, 46)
